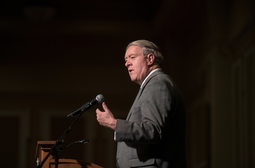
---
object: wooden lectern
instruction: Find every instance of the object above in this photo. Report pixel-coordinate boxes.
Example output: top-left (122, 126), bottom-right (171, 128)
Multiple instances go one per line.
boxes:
top-left (35, 141), bottom-right (103, 168)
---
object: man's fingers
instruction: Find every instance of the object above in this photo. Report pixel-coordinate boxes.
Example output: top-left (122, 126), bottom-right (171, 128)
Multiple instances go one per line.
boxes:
top-left (95, 108), bottom-right (100, 113)
top-left (102, 102), bottom-right (108, 111)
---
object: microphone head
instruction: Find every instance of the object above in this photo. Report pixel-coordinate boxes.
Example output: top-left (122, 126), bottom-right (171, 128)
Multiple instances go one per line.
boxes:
top-left (96, 94), bottom-right (104, 103)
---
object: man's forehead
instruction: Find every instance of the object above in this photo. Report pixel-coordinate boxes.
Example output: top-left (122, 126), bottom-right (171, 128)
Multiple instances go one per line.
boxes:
top-left (124, 46), bottom-right (142, 57)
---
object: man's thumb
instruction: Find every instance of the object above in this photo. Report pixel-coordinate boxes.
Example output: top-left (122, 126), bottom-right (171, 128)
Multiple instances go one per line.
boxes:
top-left (102, 102), bottom-right (108, 111)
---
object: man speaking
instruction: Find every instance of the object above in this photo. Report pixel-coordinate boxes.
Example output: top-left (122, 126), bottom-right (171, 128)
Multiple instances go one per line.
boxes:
top-left (96, 40), bottom-right (186, 168)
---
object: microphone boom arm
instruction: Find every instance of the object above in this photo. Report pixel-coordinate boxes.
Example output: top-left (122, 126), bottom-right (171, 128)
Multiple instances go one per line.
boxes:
top-left (36, 94), bottom-right (104, 168)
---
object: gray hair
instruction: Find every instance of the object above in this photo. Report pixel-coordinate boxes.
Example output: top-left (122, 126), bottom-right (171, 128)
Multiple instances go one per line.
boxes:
top-left (126, 40), bottom-right (164, 67)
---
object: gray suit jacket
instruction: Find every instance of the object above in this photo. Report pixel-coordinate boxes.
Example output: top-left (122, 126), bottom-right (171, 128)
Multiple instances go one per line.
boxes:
top-left (115, 70), bottom-right (186, 168)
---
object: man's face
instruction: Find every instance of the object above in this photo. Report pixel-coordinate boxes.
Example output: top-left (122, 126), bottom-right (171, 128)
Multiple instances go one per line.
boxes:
top-left (124, 46), bottom-right (150, 85)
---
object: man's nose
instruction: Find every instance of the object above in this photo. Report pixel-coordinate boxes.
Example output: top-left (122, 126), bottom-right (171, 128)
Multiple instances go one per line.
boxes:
top-left (125, 60), bottom-right (130, 67)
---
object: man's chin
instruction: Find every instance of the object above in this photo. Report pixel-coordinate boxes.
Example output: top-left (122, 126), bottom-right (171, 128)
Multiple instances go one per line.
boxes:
top-left (130, 77), bottom-right (135, 82)
top-left (130, 78), bottom-right (139, 84)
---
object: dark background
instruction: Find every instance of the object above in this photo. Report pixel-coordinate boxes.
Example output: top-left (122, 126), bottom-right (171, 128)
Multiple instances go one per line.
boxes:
top-left (0, 0), bottom-right (254, 168)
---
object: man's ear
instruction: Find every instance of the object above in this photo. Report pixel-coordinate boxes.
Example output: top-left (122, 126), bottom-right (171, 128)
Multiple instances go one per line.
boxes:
top-left (147, 53), bottom-right (155, 65)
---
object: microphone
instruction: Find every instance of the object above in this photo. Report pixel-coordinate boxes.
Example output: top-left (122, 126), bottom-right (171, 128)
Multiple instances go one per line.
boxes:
top-left (67, 94), bottom-right (104, 118)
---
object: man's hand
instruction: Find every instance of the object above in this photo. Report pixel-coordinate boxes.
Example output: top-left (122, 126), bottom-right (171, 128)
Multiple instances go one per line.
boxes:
top-left (96, 102), bottom-right (117, 130)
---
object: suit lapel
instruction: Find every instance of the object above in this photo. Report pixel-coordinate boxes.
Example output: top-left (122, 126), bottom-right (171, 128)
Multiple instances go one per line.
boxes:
top-left (126, 87), bottom-right (141, 120)
top-left (125, 70), bottom-right (164, 121)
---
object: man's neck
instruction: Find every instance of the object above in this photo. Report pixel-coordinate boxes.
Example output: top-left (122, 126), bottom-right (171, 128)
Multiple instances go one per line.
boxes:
top-left (149, 64), bottom-right (160, 72)
top-left (140, 66), bottom-right (161, 88)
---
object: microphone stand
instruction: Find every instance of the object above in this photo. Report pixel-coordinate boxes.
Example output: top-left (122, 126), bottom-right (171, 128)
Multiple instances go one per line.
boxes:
top-left (36, 107), bottom-right (88, 168)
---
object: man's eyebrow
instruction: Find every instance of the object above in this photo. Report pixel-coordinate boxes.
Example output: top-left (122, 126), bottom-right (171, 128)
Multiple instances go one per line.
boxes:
top-left (124, 54), bottom-right (135, 59)
top-left (124, 54), bottom-right (131, 60)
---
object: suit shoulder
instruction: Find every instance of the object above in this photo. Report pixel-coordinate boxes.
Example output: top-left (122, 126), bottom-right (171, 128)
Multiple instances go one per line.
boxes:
top-left (149, 72), bottom-right (173, 87)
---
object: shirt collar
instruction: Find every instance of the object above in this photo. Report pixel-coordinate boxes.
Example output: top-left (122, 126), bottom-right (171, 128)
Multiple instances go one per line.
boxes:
top-left (140, 68), bottom-right (161, 89)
